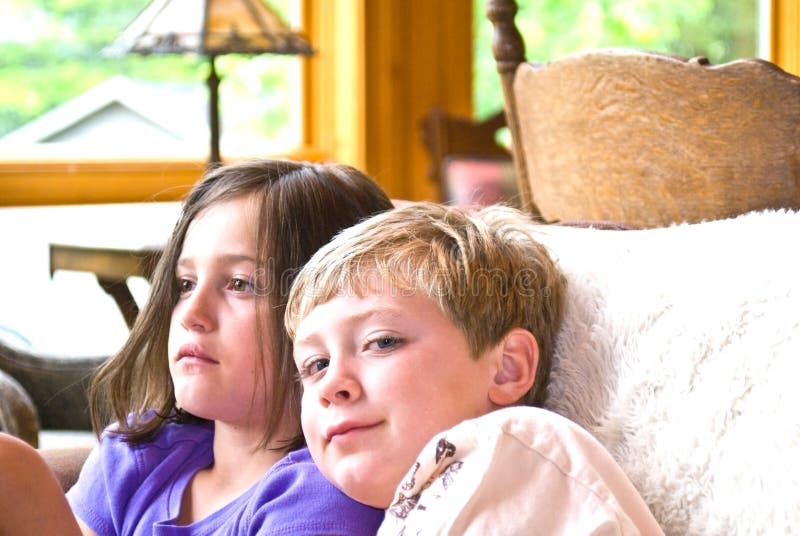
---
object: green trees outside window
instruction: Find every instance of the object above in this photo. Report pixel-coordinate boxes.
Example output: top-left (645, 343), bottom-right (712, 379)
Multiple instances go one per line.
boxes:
top-left (0, 0), bottom-right (299, 152)
top-left (1, 1), bottom-right (760, 144)
top-left (474, 0), bottom-right (759, 119)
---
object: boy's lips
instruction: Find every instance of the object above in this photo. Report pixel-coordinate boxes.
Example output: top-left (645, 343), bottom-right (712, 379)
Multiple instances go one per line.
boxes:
top-left (324, 420), bottom-right (381, 441)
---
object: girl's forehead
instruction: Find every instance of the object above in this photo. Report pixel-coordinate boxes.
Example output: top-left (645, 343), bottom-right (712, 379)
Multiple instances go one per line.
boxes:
top-left (195, 193), bottom-right (259, 220)
top-left (186, 196), bottom-right (258, 234)
top-left (179, 196), bottom-right (259, 258)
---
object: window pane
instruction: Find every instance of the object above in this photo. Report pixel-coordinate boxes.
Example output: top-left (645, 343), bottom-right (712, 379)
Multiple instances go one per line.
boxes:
top-left (474, 0), bottom-right (760, 119)
top-left (0, 0), bottom-right (303, 159)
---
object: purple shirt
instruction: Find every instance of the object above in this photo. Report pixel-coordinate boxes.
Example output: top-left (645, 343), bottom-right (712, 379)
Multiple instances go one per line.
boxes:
top-left (67, 420), bottom-right (383, 535)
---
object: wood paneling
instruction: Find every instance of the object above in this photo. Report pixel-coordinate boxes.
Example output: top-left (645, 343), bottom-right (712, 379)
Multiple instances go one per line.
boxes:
top-left (772, 0), bottom-right (800, 75)
top-left (306, 0), bottom-right (473, 201)
top-left (363, 0), bottom-right (473, 200)
top-left (303, 0), bottom-right (366, 170)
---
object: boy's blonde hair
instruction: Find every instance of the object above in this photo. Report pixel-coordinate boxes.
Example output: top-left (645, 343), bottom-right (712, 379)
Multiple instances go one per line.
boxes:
top-left (285, 202), bottom-right (566, 406)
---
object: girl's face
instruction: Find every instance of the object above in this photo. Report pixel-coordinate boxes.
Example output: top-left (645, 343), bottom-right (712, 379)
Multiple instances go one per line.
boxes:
top-left (168, 195), bottom-right (270, 429)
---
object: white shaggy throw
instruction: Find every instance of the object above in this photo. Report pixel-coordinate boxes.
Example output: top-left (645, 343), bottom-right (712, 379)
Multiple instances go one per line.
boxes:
top-left (529, 210), bottom-right (800, 536)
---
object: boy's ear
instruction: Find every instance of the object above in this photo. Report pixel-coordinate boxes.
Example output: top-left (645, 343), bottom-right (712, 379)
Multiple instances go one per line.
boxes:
top-left (488, 328), bottom-right (539, 407)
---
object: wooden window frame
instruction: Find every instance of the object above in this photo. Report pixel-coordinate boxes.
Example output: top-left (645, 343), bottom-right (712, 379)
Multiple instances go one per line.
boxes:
top-left (772, 0), bottom-right (800, 75)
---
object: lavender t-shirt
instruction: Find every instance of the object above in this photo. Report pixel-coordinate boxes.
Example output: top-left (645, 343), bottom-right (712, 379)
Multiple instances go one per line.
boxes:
top-left (67, 420), bottom-right (383, 535)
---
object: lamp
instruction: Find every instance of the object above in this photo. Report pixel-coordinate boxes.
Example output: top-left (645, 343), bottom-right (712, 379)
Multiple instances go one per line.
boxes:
top-left (105, 0), bottom-right (313, 165)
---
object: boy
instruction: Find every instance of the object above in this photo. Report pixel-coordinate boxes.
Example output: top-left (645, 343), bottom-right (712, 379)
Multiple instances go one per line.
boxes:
top-left (285, 203), bottom-right (662, 534)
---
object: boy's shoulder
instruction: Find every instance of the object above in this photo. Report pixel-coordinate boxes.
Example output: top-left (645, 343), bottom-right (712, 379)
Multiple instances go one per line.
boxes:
top-left (380, 407), bottom-right (663, 535)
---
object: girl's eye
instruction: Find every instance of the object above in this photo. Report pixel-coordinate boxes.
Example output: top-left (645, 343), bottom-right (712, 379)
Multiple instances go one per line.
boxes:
top-left (229, 277), bottom-right (254, 293)
top-left (299, 357), bottom-right (330, 380)
top-left (177, 278), bottom-right (195, 295)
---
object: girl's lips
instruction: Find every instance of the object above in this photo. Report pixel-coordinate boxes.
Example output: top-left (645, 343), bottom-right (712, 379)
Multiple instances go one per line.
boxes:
top-left (177, 343), bottom-right (218, 363)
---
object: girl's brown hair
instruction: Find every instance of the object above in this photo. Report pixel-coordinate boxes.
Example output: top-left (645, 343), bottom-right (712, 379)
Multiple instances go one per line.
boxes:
top-left (88, 159), bottom-right (393, 451)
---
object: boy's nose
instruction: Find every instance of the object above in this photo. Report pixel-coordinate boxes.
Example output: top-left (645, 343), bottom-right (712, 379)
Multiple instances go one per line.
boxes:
top-left (317, 357), bottom-right (361, 407)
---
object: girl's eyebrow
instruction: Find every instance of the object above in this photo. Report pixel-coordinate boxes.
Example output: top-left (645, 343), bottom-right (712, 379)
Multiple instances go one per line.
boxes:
top-left (216, 253), bottom-right (257, 264)
top-left (176, 253), bottom-right (256, 269)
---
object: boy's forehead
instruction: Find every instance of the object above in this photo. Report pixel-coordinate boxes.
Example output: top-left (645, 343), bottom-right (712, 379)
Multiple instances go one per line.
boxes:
top-left (298, 272), bottom-right (423, 313)
top-left (304, 267), bottom-right (398, 305)
top-left (290, 262), bottom-right (428, 337)
top-left (295, 284), bottom-right (445, 334)
top-left (302, 275), bottom-right (406, 317)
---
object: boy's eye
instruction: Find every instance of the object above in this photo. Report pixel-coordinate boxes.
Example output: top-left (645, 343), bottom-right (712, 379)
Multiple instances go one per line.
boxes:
top-left (311, 358), bottom-right (330, 372)
top-left (299, 357), bottom-right (330, 379)
top-left (370, 336), bottom-right (399, 350)
top-left (177, 278), bottom-right (195, 294)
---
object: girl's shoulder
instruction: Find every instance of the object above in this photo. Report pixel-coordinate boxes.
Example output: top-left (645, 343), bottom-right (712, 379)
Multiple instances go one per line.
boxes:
top-left (242, 447), bottom-right (385, 535)
top-left (67, 418), bottom-right (215, 534)
top-left (253, 447), bottom-right (327, 492)
top-left (101, 413), bottom-right (213, 453)
top-left (91, 417), bottom-right (214, 484)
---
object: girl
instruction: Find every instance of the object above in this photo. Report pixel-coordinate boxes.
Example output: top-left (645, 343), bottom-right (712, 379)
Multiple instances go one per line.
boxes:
top-left (0, 159), bottom-right (393, 534)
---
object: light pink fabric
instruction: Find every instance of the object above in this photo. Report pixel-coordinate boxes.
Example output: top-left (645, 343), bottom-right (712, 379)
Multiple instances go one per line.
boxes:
top-left (378, 406), bottom-right (663, 536)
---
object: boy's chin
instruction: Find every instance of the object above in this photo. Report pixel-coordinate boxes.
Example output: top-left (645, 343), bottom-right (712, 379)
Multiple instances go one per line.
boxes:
top-left (327, 467), bottom-right (396, 509)
top-left (340, 483), bottom-right (393, 510)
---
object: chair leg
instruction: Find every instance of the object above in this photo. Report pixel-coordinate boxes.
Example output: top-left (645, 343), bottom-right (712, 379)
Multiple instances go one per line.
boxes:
top-left (96, 278), bottom-right (139, 330)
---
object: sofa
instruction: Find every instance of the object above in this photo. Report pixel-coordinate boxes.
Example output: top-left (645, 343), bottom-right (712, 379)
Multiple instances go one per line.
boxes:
top-left (532, 209), bottom-right (799, 534)
top-left (0, 341), bottom-right (103, 446)
top-left (5, 208), bottom-right (798, 534)
top-left (0, 367), bottom-right (39, 446)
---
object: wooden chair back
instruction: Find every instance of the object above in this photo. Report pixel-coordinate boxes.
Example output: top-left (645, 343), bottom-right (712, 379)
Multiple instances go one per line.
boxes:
top-left (419, 107), bottom-right (511, 203)
top-left (486, 0), bottom-right (800, 227)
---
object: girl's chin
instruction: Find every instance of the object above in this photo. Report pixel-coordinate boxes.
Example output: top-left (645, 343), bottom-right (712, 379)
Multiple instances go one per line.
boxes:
top-left (173, 393), bottom-right (213, 418)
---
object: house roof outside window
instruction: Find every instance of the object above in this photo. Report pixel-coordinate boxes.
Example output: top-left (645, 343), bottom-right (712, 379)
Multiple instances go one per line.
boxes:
top-left (0, 75), bottom-right (208, 157)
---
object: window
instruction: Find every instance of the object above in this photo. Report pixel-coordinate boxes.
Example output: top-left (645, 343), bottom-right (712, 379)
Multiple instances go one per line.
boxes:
top-left (0, 0), bottom-right (304, 160)
top-left (473, 0), bottom-right (762, 119)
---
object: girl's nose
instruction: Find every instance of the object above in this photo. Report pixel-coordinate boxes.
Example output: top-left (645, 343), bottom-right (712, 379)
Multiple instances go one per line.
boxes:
top-left (179, 285), bottom-right (216, 333)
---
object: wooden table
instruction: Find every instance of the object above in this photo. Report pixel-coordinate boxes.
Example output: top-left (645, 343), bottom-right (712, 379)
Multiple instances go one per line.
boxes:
top-left (49, 243), bottom-right (162, 329)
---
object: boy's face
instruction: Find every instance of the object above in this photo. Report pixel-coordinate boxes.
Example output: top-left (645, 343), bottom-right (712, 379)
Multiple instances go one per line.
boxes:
top-left (293, 286), bottom-right (498, 508)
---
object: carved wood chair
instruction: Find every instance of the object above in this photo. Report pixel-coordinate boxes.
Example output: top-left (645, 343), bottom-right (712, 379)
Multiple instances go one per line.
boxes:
top-left (486, 0), bottom-right (800, 227)
top-left (419, 106), bottom-right (517, 206)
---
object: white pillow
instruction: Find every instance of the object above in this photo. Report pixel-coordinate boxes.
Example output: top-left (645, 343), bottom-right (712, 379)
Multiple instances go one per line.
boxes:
top-left (530, 210), bottom-right (800, 535)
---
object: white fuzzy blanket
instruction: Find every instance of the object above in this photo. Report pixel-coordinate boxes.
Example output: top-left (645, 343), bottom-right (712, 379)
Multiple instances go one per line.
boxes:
top-left (530, 210), bottom-right (800, 536)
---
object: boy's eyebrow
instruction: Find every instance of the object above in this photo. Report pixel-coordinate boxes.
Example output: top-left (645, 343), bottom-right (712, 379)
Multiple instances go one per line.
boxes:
top-left (293, 305), bottom-right (404, 345)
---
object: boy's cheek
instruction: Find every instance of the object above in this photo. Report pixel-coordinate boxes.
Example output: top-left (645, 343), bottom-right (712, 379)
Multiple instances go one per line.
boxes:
top-left (300, 395), bottom-right (321, 440)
